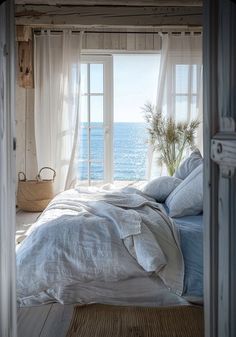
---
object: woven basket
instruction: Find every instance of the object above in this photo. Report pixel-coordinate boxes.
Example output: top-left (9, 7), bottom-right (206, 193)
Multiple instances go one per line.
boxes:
top-left (17, 167), bottom-right (56, 212)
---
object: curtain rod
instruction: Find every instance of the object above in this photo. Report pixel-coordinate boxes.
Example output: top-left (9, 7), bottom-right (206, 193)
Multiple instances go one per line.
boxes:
top-left (34, 29), bottom-right (202, 35)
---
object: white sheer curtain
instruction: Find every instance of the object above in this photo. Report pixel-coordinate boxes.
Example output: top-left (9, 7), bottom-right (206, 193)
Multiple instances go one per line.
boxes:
top-left (147, 32), bottom-right (203, 179)
top-left (34, 30), bottom-right (83, 193)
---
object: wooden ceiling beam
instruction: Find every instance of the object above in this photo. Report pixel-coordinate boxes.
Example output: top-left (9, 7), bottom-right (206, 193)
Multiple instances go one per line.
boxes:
top-left (15, 1), bottom-right (203, 7)
top-left (15, 5), bottom-right (203, 27)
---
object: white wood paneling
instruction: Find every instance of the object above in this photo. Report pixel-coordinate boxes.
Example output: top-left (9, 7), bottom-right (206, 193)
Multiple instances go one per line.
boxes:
top-left (25, 88), bottom-right (37, 179)
top-left (15, 86), bottom-right (37, 181)
top-left (82, 31), bottom-right (161, 51)
top-left (16, 86), bottom-right (26, 175)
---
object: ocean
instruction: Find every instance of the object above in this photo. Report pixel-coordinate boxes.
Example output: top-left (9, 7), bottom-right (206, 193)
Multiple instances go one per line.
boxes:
top-left (78, 123), bottom-right (149, 181)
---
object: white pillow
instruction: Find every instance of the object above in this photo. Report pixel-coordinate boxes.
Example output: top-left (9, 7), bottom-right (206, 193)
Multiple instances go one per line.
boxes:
top-left (142, 176), bottom-right (182, 202)
top-left (174, 149), bottom-right (203, 180)
top-left (166, 164), bottom-right (203, 218)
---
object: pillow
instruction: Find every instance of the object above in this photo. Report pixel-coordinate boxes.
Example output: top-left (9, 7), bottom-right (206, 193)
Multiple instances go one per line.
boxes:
top-left (174, 149), bottom-right (203, 180)
top-left (142, 176), bottom-right (182, 202)
top-left (166, 164), bottom-right (203, 218)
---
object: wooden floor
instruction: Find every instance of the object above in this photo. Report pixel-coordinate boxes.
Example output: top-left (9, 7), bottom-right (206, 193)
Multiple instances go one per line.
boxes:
top-left (18, 303), bottom-right (74, 337)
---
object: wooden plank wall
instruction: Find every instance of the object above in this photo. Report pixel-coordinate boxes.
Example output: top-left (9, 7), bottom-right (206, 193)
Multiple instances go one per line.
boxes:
top-left (16, 87), bottom-right (37, 180)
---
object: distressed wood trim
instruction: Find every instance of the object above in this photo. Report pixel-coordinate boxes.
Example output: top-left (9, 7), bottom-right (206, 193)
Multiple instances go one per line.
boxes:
top-left (16, 25), bottom-right (32, 41)
top-left (211, 139), bottom-right (236, 167)
top-left (203, 0), bottom-right (219, 337)
top-left (15, 0), bottom-right (203, 6)
top-left (15, 5), bottom-right (203, 26)
top-left (0, 0), bottom-right (17, 336)
top-left (18, 39), bottom-right (34, 88)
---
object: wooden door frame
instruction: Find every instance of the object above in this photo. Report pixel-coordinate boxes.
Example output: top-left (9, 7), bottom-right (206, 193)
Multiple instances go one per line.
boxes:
top-left (0, 0), bottom-right (17, 336)
top-left (203, 1), bottom-right (236, 336)
top-left (203, 1), bottom-right (219, 336)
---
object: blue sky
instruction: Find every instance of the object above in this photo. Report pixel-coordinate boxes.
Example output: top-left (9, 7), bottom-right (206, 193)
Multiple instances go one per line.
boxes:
top-left (113, 54), bottom-right (160, 122)
top-left (81, 54), bottom-right (160, 123)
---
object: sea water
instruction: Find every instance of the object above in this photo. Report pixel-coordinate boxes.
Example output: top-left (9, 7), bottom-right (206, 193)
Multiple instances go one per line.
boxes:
top-left (78, 123), bottom-right (149, 181)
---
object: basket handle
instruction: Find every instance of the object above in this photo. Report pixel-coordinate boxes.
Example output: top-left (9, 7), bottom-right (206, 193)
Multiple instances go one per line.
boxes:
top-left (18, 172), bottom-right (26, 181)
top-left (37, 167), bottom-right (56, 181)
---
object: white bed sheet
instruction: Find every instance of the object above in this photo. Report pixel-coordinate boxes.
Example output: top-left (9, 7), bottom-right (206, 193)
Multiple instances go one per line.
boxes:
top-left (16, 186), bottom-right (186, 307)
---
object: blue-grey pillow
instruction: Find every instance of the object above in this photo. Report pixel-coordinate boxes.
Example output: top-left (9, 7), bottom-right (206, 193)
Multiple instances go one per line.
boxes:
top-left (166, 164), bottom-right (203, 218)
top-left (142, 176), bottom-right (182, 202)
top-left (174, 149), bottom-right (203, 180)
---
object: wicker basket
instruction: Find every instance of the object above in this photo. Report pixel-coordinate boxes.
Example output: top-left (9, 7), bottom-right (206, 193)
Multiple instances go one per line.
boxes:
top-left (17, 167), bottom-right (56, 212)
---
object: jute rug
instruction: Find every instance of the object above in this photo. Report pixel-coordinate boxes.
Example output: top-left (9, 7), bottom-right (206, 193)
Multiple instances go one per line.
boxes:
top-left (66, 304), bottom-right (204, 337)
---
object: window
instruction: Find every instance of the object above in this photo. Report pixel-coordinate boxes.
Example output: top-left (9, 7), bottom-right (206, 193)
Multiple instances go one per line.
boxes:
top-left (79, 54), bottom-right (160, 185)
top-left (79, 55), bottom-right (113, 185)
top-left (170, 63), bottom-right (202, 123)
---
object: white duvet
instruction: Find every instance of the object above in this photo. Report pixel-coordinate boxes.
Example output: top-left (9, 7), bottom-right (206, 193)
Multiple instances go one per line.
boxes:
top-left (16, 187), bottom-right (184, 306)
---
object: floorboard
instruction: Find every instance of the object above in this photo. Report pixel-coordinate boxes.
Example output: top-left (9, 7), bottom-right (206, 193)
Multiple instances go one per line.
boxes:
top-left (17, 304), bottom-right (52, 337)
top-left (40, 304), bottom-right (74, 337)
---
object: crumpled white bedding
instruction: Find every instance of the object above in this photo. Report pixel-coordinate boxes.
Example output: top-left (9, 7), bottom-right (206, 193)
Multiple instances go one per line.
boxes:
top-left (16, 186), bottom-right (185, 307)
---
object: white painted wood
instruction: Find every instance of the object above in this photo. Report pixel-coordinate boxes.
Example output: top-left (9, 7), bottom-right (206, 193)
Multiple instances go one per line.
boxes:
top-left (15, 5), bottom-right (203, 26)
top-left (15, 0), bottom-right (203, 6)
top-left (17, 305), bottom-right (52, 337)
top-left (0, 1), bottom-right (17, 336)
top-left (40, 304), bottom-right (74, 337)
top-left (25, 88), bottom-right (37, 179)
top-left (15, 86), bottom-right (37, 182)
top-left (15, 86), bottom-right (26, 176)
top-left (17, 304), bottom-right (74, 337)
top-left (204, 0), bottom-right (236, 337)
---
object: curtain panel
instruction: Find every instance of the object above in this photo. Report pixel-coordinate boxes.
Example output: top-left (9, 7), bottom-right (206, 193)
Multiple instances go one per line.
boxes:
top-left (34, 30), bottom-right (83, 193)
top-left (147, 33), bottom-right (203, 179)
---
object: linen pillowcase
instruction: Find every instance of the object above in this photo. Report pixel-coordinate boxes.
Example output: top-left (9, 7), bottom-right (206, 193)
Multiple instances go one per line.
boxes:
top-left (142, 176), bottom-right (182, 202)
top-left (166, 164), bottom-right (203, 218)
top-left (174, 149), bottom-right (203, 180)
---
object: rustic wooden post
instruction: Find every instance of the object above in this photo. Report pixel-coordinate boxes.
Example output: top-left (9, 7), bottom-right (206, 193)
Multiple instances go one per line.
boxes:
top-left (204, 0), bottom-right (236, 336)
top-left (0, 0), bottom-right (17, 336)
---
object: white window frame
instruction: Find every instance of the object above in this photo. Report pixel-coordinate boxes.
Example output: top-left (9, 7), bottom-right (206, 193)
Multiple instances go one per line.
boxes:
top-left (80, 54), bottom-right (113, 184)
top-left (167, 54), bottom-right (202, 121)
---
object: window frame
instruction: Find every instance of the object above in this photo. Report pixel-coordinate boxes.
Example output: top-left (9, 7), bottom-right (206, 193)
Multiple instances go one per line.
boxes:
top-left (80, 54), bottom-right (113, 185)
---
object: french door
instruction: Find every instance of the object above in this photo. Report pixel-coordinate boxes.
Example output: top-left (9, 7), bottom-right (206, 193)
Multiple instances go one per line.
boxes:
top-left (79, 55), bottom-right (113, 185)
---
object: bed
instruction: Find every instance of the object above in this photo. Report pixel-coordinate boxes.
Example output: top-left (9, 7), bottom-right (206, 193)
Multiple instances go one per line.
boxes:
top-left (16, 183), bottom-right (203, 308)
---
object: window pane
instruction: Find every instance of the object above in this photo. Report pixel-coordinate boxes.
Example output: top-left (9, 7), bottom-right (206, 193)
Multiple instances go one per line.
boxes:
top-left (90, 128), bottom-right (104, 161)
top-left (81, 64), bottom-right (88, 94)
top-left (78, 161), bottom-right (88, 181)
top-left (90, 95), bottom-right (103, 123)
top-left (192, 65), bottom-right (197, 94)
top-left (175, 95), bottom-right (188, 122)
top-left (191, 95), bottom-right (198, 119)
top-left (175, 65), bottom-right (189, 94)
top-left (79, 127), bottom-right (88, 160)
top-left (90, 64), bottom-right (103, 93)
top-left (90, 162), bottom-right (104, 181)
top-left (81, 95), bottom-right (88, 123)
